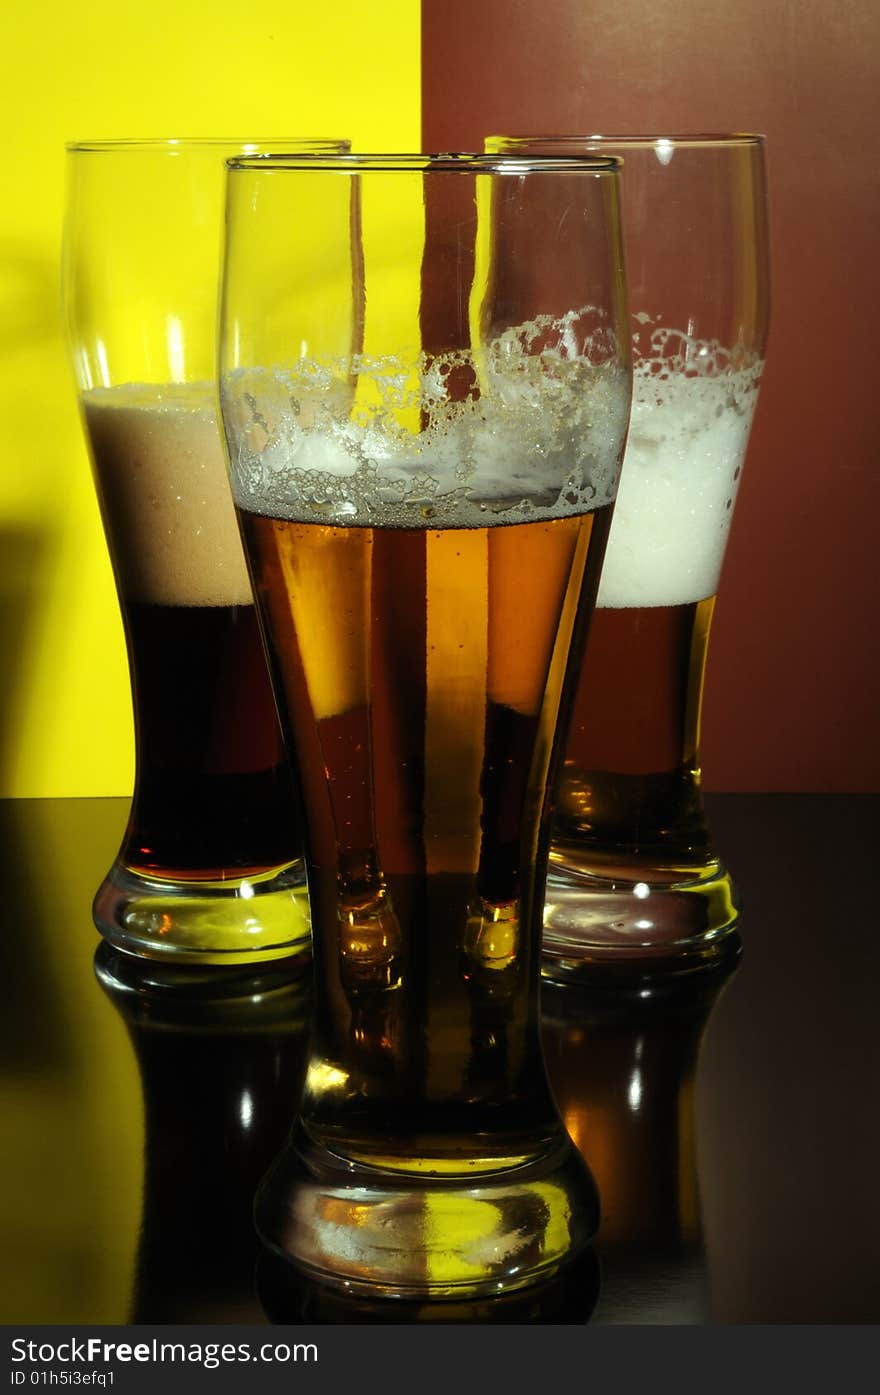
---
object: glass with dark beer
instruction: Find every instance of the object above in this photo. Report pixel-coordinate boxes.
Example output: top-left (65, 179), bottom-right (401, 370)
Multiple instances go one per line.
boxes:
top-left (64, 138), bottom-right (348, 962)
top-left (489, 136), bottom-right (770, 977)
top-left (219, 152), bottom-right (631, 1296)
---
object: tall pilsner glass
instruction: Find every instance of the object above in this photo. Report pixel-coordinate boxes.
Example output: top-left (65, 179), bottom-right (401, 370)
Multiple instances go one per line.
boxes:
top-left (64, 138), bottom-right (347, 963)
top-left (489, 135), bottom-right (770, 979)
top-left (219, 152), bottom-right (631, 1296)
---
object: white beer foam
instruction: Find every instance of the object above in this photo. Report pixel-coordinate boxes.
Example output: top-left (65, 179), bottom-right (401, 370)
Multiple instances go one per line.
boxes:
top-left (83, 383), bottom-right (254, 607)
top-left (221, 309), bottom-right (630, 529)
top-left (597, 333), bottom-right (763, 608)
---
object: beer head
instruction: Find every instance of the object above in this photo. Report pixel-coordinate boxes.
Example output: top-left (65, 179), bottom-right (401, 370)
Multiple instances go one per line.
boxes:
top-left (83, 384), bottom-right (253, 608)
top-left (220, 152), bottom-right (631, 531)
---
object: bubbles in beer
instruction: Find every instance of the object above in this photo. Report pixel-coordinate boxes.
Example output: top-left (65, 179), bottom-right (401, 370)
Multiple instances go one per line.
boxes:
top-left (596, 328), bottom-right (763, 608)
top-left (222, 309), bottom-right (629, 529)
top-left (83, 383), bottom-right (254, 607)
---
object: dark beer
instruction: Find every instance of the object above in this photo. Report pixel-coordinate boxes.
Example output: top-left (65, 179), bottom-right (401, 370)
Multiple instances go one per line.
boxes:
top-left (63, 140), bottom-right (352, 962)
top-left (83, 385), bottom-right (304, 943)
top-left (121, 599), bottom-right (297, 879)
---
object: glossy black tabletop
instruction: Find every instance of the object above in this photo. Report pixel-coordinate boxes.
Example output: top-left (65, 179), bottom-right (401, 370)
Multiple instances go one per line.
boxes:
top-left (1, 794), bottom-right (878, 1324)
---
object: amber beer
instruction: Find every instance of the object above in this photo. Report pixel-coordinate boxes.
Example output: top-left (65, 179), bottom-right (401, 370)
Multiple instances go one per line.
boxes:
top-left (554, 598), bottom-right (717, 880)
top-left (550, 358), bottom-right (762, 897)
top-left (239, 505), bottom-right (611, 1162)
top-left (84, 385), bottom-right (300, 883)
top-left (220, 149), bottom-right (632, 1293)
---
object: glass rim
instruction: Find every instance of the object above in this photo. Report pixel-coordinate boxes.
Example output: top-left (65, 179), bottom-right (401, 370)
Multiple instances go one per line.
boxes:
top-left (65, 137), bottom-right (350, 154)
top-left (485, 132), bottom-right (766, 150)
top-left (225, 151), bottom-right (622, 174)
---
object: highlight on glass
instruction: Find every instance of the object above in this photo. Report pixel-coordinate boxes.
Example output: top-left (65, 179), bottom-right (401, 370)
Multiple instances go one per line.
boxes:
top-left (488, 135), bottom-right (770, 978)
top-left (63, 137), bottom-right (349, 963)
top-left (219, 151), bottom-right (631, 1296)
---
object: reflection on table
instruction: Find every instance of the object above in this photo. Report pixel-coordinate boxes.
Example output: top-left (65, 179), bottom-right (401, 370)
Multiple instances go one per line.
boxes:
top-left (1, 796), bottom-right (878, 1323)
top-left (542, 951), bottom-right (739, 1323)
top-left (95, 948), bottom-right (311, 1323)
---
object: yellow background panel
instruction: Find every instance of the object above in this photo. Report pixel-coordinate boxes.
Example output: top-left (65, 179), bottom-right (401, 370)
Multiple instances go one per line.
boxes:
top-left (0, 1), bottom-right (420, 797)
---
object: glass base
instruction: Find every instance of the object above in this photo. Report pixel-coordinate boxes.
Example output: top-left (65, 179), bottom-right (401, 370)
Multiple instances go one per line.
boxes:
top-left (255, 1123), bottom-right (599, 1300)
top-left (92, 858), bottom-right (311, 965)
top-left (256, 1242), bottom-right (601, 1323)
top-left (542, 860), bottom-right (740, 984)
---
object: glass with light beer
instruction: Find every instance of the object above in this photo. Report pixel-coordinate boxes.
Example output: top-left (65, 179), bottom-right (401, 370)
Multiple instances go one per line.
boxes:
top-left (64, 138), bottom-right (348, 963)
top-left (488, 135), bottom-right (770, 978)
top-left (219, 152), bottom-right (631, 1296)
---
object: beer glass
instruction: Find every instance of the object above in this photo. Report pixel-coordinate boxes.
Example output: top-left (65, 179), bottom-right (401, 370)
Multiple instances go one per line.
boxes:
top-left (219, 152), bottom-right (631, 1296)
top-left (64, 138), bottom-right (347, 964)
top-left (488, 135), bottom-right (770, 977)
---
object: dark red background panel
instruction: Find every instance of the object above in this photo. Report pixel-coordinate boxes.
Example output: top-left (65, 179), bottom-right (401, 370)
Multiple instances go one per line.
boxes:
top-left (422, 0), bottom-right (880, 791)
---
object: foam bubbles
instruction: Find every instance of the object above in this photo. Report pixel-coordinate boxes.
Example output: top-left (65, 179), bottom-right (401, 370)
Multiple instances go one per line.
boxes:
top-left (221, 310), bottom-right (629, 529)
top-left (596, 330), bottom-right (763, 608)
top-left (83, 383), bottom-right (254, 607)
